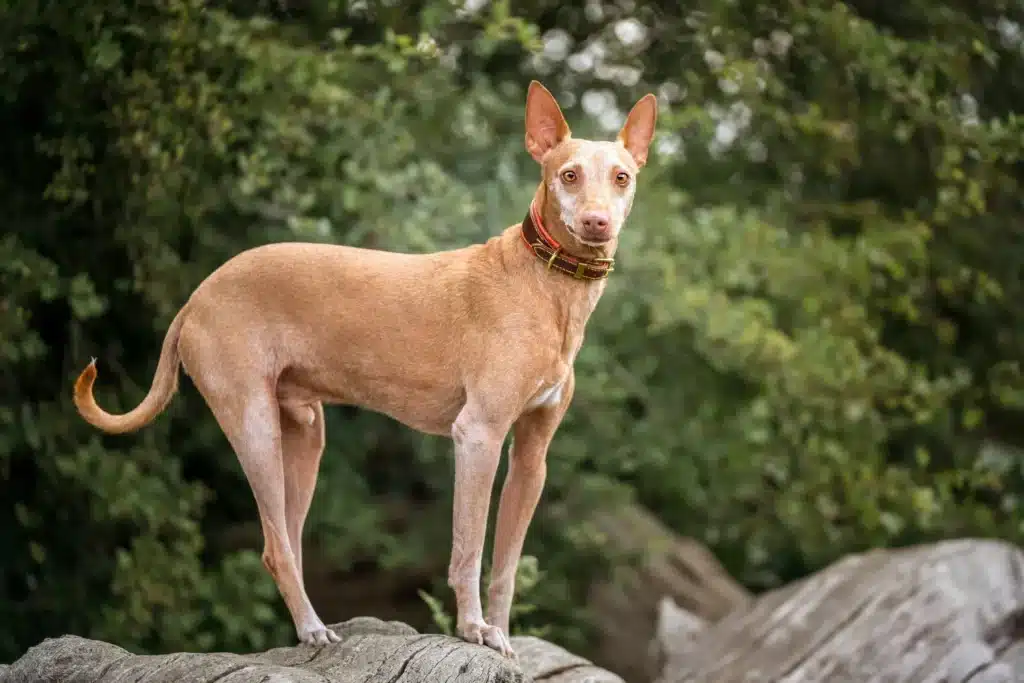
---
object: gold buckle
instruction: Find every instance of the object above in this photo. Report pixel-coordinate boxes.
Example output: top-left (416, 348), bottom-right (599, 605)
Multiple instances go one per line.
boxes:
top-left (531, 242), bottom-right (558, 270)
top-left (588, 257), bottom-right (614, 279)
top-left (531, 241), bottom-right (615, 279)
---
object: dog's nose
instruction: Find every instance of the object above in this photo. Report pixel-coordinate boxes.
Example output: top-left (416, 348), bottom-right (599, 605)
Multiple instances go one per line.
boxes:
top-left (580, 211), bottom-right (611, 235)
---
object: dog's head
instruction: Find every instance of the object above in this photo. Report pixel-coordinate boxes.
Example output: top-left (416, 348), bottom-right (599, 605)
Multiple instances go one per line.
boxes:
top-left (525, 81), bottom-right (657, 247)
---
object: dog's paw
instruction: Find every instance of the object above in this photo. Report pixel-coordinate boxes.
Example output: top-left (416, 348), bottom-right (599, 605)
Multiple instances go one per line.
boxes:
top-left (458, 620), bottom-right (516, 660)
top-left (299, 624), bottom-right (341, 646)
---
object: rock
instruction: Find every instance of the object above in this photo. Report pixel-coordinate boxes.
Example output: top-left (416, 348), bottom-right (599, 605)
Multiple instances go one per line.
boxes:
top-left (583, 502), bottom-right (751, 681)
top-left (1, 617), bottom-right (623, 683)
top-left (647, 597), bottom-right (706, 679)
top-left (654, 539), bottom-right (1024, 683)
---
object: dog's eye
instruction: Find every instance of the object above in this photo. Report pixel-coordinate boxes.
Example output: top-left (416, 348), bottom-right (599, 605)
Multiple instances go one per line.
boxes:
top-left (615, 172), bottom-right (630, 186)
top-left (561, 170), bottom-right (577, 183)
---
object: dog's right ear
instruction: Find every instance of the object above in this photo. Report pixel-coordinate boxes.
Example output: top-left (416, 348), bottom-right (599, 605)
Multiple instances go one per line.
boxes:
top-left (525, 80), bottom-right (571, 163)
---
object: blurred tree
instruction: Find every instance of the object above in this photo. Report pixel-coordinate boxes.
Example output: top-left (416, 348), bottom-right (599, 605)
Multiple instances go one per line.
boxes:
top-left (514, 0), bottom-right (1024, 587)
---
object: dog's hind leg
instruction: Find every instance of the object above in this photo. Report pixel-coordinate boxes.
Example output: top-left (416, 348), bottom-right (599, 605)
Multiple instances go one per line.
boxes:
top-left (279, 401), bottom-right (325, 587)
top-left (198, 376), bottom-right (338, 646)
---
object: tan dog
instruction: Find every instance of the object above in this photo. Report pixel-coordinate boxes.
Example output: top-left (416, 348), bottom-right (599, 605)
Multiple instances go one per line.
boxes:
top-left (73, 81), bottom-right (657, 658)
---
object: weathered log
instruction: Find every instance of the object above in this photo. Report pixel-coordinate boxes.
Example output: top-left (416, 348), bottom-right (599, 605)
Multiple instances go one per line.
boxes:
top-left (1, 616), bottom-right (623, 683)
top-left (583, 502), bottom-right (751, 682)
top-left (654, 539), bottom-right (1024, 683)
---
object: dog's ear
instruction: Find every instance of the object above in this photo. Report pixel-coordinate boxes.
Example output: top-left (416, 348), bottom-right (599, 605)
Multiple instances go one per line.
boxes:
top-left (617, 93), bottom-right (658, 167)
top-left (525, 81), bottom-right (571, 163)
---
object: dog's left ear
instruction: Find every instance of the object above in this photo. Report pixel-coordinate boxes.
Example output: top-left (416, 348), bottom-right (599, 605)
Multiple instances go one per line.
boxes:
top-left (617, 94), bottom-right (658, 167)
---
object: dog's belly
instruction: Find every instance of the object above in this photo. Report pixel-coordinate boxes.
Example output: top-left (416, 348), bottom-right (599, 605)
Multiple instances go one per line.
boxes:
top-left (276, 366), bottom-right (465, 437)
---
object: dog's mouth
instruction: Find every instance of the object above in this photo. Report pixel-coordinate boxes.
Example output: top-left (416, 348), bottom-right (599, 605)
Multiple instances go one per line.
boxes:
top-left (567, 225), bottom-right (615, 247)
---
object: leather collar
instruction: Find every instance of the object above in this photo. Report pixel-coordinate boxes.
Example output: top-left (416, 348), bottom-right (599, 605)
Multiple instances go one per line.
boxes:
top-left (519, 203), bottom-right (614, 280)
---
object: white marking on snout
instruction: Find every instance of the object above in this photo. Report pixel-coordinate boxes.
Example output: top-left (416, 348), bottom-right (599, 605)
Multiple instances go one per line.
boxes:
top-left (549, 178), bottom-right (578, 232)
top-left (549, 142), bottom-right (637, 242)
top-left (593, 145), bottom-right (636, 233)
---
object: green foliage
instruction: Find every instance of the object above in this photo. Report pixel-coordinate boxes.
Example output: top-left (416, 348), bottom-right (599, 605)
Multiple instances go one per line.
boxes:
top-left (417, 589), bottom-right (454, 637)
top-left (417, 555), bottom-right (552, 640)
top-left (2, 0), bottom-right (1024, 666)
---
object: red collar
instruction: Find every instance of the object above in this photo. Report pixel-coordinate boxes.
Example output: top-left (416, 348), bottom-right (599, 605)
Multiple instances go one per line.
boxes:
top-left (519, 203), bottom-right (614, 280)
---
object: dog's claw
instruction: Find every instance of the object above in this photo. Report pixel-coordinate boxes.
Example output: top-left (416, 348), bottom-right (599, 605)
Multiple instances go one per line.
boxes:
top-left (459, 620), bottom-right (516, 659)
top-left (299, 625), bottom-right (340, 646)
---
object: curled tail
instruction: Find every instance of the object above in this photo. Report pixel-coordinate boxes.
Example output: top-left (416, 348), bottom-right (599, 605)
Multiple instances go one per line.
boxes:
top-left (73, 307), bottom-right (188, 434)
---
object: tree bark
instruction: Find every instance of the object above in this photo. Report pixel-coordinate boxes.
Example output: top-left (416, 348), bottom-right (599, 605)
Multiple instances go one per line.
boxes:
top-left (2, 617), bottom-right (624, 683)
top-left (653, 539), bottom-right (1024, 683)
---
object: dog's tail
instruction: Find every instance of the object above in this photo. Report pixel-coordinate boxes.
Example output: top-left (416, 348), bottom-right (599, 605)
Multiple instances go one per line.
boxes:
top-left (73, 307), bottom-right (188, 434)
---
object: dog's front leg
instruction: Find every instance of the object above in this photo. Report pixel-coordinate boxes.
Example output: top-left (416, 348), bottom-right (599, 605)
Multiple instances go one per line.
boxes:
top-left (448, 402), bottom-right (513, 657)
top-left (486, 373), bottom-right (573, 640)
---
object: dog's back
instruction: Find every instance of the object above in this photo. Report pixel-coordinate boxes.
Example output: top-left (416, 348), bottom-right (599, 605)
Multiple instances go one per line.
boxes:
top-left (176, 240), bottom-right (491, 434)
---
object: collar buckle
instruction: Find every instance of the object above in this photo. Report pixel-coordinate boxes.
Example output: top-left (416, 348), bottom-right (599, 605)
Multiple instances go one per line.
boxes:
top-left (521, 204), bottom-right (614, 281)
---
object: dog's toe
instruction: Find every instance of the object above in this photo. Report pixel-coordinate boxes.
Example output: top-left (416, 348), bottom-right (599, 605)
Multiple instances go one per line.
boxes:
top-left (299, 624), bottom-right (339, 646)
top-left (459, 621), bottom-right (516, 659)
top-left (481, 625), bottom-right (516, 659)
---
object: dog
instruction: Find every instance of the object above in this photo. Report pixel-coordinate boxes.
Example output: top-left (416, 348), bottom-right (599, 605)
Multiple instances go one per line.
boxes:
top-left (73, 80), bottom-right (657, 658)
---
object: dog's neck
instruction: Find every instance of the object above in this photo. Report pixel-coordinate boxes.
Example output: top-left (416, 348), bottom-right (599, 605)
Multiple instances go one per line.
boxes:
top-left (514, 186), bottom-right (618, 285)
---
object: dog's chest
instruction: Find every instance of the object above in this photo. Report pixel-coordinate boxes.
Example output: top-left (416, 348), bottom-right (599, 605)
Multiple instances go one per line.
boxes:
top-left (523, 326), bottom-right (583, 411)
top-left (520, 279), bottom-right (601, 411)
